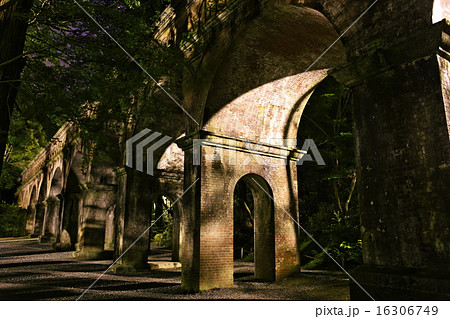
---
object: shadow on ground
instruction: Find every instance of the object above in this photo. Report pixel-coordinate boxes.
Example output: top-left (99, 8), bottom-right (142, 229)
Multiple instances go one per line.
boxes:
top-left (0, 241), bottom-right (350, 301)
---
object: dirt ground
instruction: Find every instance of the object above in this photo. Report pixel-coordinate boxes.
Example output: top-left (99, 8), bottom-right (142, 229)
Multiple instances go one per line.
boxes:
top-left (0, 240), bottom-right (349, 301)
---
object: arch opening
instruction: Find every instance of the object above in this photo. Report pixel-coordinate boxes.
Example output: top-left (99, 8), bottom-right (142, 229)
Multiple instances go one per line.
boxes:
top-left (233, 174), bottom-right (275, 282)
top-left (33, 175), bottom-right (48, 236)
top-left (297, 76), bottom-right (361, 271)
top-left (149, 194), bottom-right (181, 262)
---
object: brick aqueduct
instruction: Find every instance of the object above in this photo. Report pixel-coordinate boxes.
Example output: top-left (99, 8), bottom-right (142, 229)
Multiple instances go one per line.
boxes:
top-left (17, 0), bottom-right (450, 299)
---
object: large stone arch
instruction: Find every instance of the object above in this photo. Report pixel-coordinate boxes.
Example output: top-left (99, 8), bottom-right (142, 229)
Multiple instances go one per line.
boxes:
top-left (177, 0), bottom-right (450, 299)
top-left (111, 89), bottom-right (186, 269)
top-left (201, 5), bottom-right (345, 141)
top-left (180, 1), bottom-right (345, 291)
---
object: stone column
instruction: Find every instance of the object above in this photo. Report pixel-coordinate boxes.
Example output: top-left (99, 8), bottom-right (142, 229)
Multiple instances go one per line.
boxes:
top-left (25, 204), bottom-right (36, 235)
top-left (112, 167), bottom-right (154, 271)
top-left (32, 202), bottom-right (47, 237)
top-left (171, 204), bottom-right (181, 262)
top-left (332, 21), bottom-right (450, 300)
top-left (41, 196), bottom-right (61, 243)
top-left (104, 205), bottom-right (116, 251)
top-left (73, 185), bottom-right (116, 260)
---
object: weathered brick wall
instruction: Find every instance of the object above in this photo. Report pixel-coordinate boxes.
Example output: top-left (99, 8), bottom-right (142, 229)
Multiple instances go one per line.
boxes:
top-left (180, 133), bottom-right (300, 290)
top-left (352, 56), bottom-right (450, 269)
top-left (332, 20), bottom-right (450, 299)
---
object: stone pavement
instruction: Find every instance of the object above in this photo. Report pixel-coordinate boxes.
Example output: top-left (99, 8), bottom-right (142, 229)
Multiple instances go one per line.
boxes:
top-left (0, 240), bottom-right (349, 300)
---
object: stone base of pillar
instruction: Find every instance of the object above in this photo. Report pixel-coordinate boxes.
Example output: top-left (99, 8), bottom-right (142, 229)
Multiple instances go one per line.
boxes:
top-left (39, 235), bottom-right (57, 243)
top-left (350, 265), bottom-right (450, 300)
top-left (52, 242), bottom-right (73, 251)
top-left (109, 262), bottom-right (150, 273)
top-left (52, 230), bottom-right (73, 251)
top-left (72, 249), bottom-right (113, 260)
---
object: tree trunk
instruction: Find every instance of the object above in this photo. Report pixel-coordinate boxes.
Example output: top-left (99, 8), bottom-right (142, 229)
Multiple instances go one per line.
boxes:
top-left (0, 0), bottom-right (34, 174)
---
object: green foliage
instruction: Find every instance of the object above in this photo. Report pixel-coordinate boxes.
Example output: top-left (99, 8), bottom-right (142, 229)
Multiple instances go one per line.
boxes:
top-left (0, 112), bottom-right (47, 203)
top-left (242, 251), bottom-right (254, 262)
top-left (2, 0), bottom-right (186, 200)
top-left (150, 195), bottom-right (173, 248)
top-left (298, 77), bottom-right (361, 270)
top-left (16, 0), bottom-right (185, 163)
top-left (0, 203), bottom-right (28, 237)
top-left (368, 38), bottom-right (386, 50)
top-left (152, 212), bottom-right (173, 247)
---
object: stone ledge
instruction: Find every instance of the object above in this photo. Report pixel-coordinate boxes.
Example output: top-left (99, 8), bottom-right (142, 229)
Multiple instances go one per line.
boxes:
top-left (148, 261), bottom-right (182, 270)
top-left (72, 250), bottom-right (113, 260)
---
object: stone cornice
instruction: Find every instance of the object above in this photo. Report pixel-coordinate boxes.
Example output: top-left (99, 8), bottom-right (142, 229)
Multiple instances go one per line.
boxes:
top-left (176, 130), bottom-right (306, 162)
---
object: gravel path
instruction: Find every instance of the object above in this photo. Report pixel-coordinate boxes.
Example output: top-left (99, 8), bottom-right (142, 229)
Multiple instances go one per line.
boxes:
top-left (0, 240), bottom-right (349, 301)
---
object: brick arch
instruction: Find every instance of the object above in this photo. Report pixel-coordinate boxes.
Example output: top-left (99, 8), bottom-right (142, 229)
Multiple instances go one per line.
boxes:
top-left (193, 0), bottom-right (444, 137)
top-left (201, 3), bottom-right (346, 142)
top-left (60, 152), bottom-right (85, 249)
top-left (308, 0), bottom-right (438, 55)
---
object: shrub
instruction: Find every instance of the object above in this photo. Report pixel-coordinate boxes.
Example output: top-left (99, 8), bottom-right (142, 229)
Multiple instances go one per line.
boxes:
top-left (0, 203), bottom-right (28, 237)
top-left (151, 213), bottom-right (173, 248)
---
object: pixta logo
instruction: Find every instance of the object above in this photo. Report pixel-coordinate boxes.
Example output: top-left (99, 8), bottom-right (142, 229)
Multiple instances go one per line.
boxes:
top-left (126, 129), bottom-right (172, 176)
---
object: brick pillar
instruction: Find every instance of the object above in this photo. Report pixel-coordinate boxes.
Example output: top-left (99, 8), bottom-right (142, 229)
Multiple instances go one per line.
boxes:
top-left (112, 167), bottom-right (154, 271)
top-left (178, 131), bottom-right (301, 291)
top-left (332, 21), bottom-right (450, 300)
top-left (179, 135), bottom-right (233, 291)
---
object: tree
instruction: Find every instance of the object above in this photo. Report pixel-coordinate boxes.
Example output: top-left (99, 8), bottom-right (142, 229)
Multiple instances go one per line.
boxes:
top-left (16, 0), bottom-right (185, 161)
top-left (0, 0), bottom-right (34, 174)
top-left (298, 77), bottom-right (361, 269)
top-left (1, 0), bottom-right (186, 201)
